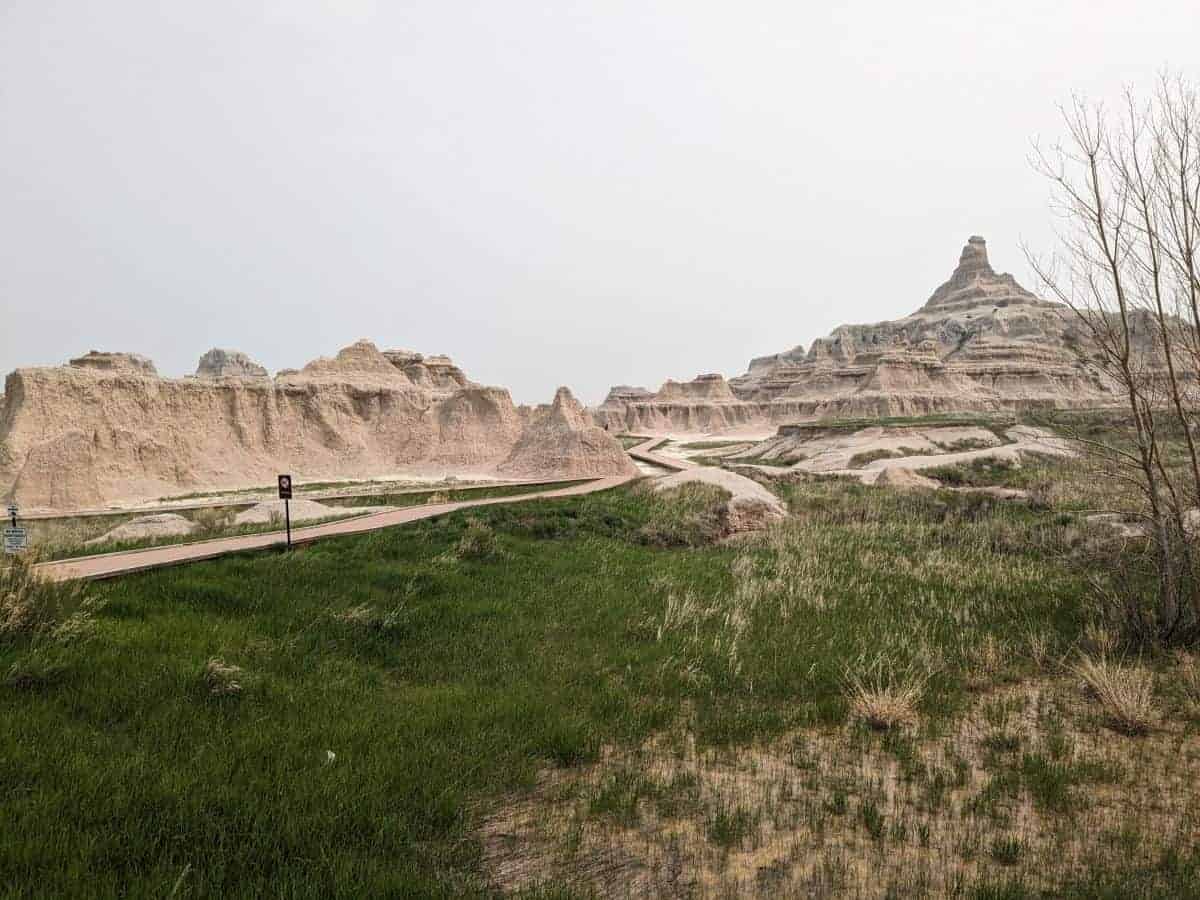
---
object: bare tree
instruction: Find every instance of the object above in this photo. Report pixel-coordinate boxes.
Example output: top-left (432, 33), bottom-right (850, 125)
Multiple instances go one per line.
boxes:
top-left (1027, 74), bottom-right (1200, 646)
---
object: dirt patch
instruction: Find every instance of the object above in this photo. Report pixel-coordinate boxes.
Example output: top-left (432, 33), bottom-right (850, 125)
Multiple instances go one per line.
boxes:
top-left (480, 676), bottom-right (1200, 897)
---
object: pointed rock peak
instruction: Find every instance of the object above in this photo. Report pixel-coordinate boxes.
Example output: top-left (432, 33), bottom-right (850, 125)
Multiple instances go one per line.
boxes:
top-left (294, 339), bottom-right (412, 383)
top-left (921, 235), bottom-right (1033, 312)
top-left (552, 386), bottom-right (588, 421)
top-left (532, 386), bottom-right (589, 430)
top-left (337, 339), bottom-right (384, 360)
top-left (955, 236), bottom-right (993, 280)
top-left (552, 386), bottom-right (581, 410)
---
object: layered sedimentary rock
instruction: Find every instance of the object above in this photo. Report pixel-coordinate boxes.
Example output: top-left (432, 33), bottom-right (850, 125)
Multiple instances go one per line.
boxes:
top-left (596, 236), bottom-right (1144, 432)
top-left (382, 350), bottom-right (471, 398)
top-left (69, 351), bottom-right (158, 376)
top-left (594, 372), bottom-right (770, 433)
top-left (0, 340), bottom-right (632, 510)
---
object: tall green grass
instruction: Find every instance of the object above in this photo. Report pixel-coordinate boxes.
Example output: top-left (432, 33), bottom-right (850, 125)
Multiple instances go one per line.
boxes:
top-left (0, 481), bottom-right (1107, 896)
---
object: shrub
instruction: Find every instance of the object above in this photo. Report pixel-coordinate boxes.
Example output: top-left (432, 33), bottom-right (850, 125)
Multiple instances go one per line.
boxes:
top-left (452, 519), bottom-right (501, 560)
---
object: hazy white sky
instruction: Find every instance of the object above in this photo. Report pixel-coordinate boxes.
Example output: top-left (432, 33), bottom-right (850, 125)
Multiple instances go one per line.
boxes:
top-left (2, 2), bottom-right (1198, 403)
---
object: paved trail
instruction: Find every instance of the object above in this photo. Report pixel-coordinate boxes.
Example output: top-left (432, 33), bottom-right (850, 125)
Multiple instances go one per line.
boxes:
top-left (35, 441), bottom-right (666, 582)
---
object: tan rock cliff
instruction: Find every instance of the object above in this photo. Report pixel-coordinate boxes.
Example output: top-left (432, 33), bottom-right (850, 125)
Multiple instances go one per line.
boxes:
top-left (0, 341), bottom-right (632, 511)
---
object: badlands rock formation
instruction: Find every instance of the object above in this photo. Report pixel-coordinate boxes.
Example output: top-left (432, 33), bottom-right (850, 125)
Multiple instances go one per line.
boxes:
top-left (69, 351), bottom-right (158, 376)
top-left (595, 236), bottom-right (1152, 433)
top-left (0, 340), bottom-right (633, 511)
top-left (195, 349), bottom-right (268, 379)
top-left (499, 387), bottom-right (638, 479)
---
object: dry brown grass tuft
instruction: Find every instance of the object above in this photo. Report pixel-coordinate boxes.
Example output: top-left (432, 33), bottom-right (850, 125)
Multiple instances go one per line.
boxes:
top-left (202, 658), bottom-right (244, 696)
top-left (845, 666), bottom-right (925, 731)
top-left (1082, 622), bottom-right (1118, 658)
top-left (1072, 654), bottom-right (1155, 735)
top-left (2, 552), bottom-right (97, 642)
top-left (969, 634), bottom-right (1011, 686)
top-left (1174, 651), bottom-right (1200, 702)
top-left (1025, 630), bottom-right (1052, 670)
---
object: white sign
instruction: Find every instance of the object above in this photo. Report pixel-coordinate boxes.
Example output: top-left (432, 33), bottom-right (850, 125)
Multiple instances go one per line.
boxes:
top-left (4, 527), bottom-right (28, 554)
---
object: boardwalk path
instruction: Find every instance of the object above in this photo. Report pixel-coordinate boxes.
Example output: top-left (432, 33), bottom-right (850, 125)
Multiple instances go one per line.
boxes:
top-left (625, 438), bottom-right (691, 472)
top-left (35, 439), bottom-right (669, 582)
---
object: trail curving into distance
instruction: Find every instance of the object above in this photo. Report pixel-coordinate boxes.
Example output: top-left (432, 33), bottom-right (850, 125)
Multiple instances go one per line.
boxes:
top-left (34, 440), bottom-right (668, 582)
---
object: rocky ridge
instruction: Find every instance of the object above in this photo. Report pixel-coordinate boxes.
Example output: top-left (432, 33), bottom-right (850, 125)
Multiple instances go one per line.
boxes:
top-left (0, 341), bottom-right (632, 511)
top-left (594, 236), bottom-right (1149, 433)
top-left (195, 349), bottom-right (268, 379)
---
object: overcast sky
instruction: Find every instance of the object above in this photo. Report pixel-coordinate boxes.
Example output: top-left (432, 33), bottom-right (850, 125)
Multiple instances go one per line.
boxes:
top-left (2, 2), bottom-right (1198, 404)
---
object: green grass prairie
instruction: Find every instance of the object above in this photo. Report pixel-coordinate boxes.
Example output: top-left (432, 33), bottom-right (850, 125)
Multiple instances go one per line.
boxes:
top-left (2, 442), bottom-right (1197, 897)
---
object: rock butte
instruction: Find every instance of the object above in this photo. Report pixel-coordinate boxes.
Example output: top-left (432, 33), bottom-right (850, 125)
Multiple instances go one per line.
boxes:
top-left (0, 340), bottom-right (636, 511)
top-left (593, 236), bottom-right (1172, 432)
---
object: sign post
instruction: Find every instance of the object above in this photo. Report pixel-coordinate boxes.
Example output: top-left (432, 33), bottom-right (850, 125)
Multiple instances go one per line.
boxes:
top-left (4, 504), bottom-right (27, 555)
top-left (277, 475), bottom-right (293, 549)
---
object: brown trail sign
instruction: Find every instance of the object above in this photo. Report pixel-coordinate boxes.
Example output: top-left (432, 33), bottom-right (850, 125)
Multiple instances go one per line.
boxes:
top-left (278, 475), bottom-right (293, 548)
